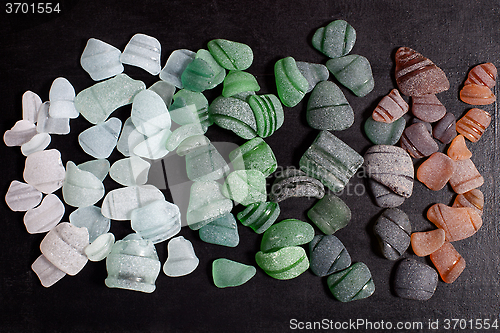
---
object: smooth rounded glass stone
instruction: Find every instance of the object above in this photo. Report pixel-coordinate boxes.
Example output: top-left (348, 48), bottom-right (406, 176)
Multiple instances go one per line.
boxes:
top-left (22, 90), bottom-right (42, 123)
top-left (36, 102), bottom-right (70, 135)
top-left (394, 258), bottom-right (438, 301)
top-left (209, 95), bottom-right (257, 139)
top-left (199, 213), bottom-right (239, 247)
top-left (373, 208), bottom-right (411, 260)
top-left (274, 57), bottom-right (309, 107)
top-left (40, 222), bottom-right (89, 276)
top-left (212, 258), bottom-right (256, 288)
top-left (77, 159), bottom-right (110, 182)
top-left (306, 80), bottom-right (354, 130)
top-left (181, 49), bottom-right (226, 92)
top-left (78, 117), bottom-right (121, 159)
top-left (229, 137), bottom-right (277, 177)
top-left (368, 179), bottom-right (405, 208)
top-left (116, 117), bottom-right (137, 157)
top-left (452, 189), bottom-right (484, 216)
top-left (401, 122), bottom-right (439, 158)
top-left (459, 84), bottom-right (496, 105)
top-left (109, 156), bottom-right (150, 186)
top-left (101, 185), bottom-right (165, 220)
top-left (186, 181), bottom-right (233, 230)
top-left (417, 152), bottom-right (455, 191)
top-left (84, 233), bottom-right (115, 262)
top-left (131, 90), bottom-right (171, 137)
top-left (427, 203), bottom-right (482, 242)
top-left (23, 149), bottom-right (66, 194)
top-left (207, 39), bottom-right (253, 71)
top-left (429, 242), bottom-right (465, 283)
top-left (432, 112), bottom-right (457, 144)
top-left (24, 194), bottom-right (64, 234)
top-left (412, 118), bottom-right (433, 133)
top-left (364, 116), bottom-right (406, 145)
top-left (411, 94), bottom-right (446, 123)
top-left (307, 193), bottom-right (351, 235)
top-left (5, 180), bottom-right (42, 212)
top-left (222, 170), bottom-right (267, 206)
top-left (447, 135), bottom-right (472, 161)
top-left (456, 108), bottom-right (491, 142)
top-left (163, 236), bottom-right (199, 277)
top-left (105, 238), bottom-right (161, 293)
top-left (185, 141), bottom-right (230, 181)
top-left (62, 161), bottom-right (105, 208)
top-left (4, 119), bottom-right (37, 146)
top-left (255, 246), bottom-right (309, 280)
top-left (260, 219), bottom-right (314, 253)
top-left (31, 254), bottom-right (66, 288)
top-left (222, 70), bottom-right (260, 97)
top-left (309, 235), bottom-right (351, 277)
top-left (312, 19), bottom-right (356, 58)
top-left (69, 205), bottom-right (111, 243)
top-left (248, 94), bottom-right (284, 138)
top-left (130, 200), bottom-right (181, 244)
top-left (170, 89), bottom-right (211, 130)
top-left (372, 89), bottom-right (409, 123)
top-left (120, 33), bottom-right (161, 75)
top-left (75, 74), bottom-right (146, 125)
top-left (449, 158), bottom-right (484, 194)
top-left (269, 168), bottom-right (324, 203)
top-left (411, 229), bottom-right (446, 257)
top-left (237, 201), bottom-right (280, 234)
top-left (465, 63), bottom-right (497, 88)
top-left (296, 61), bottom-right (330, 93)
top-left (176, 134), bottom-right (211, 156)
top-left (326, 55), bottom-right (374, 97)
top-left (80, 38), bottom-right (124, 81)
top-left (327, 262), bottom-right (375, 302)
top-left (48, 77), bottom-right (79, 119)
top-left (132, 128), bottom-right (171, 160)
top-left (148, 81), bottom-right (175, 107)
top-left (21, 133), bottom-right (51, 156)
top-left (160, 49), bottom-right (196, 88)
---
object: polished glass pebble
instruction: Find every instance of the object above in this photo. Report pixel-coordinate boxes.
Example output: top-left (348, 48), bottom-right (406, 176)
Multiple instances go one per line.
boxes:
top-left (327, 262), bottom-right (375, 302)
top-left (411, 94), bottom-right (446, 123)
top-left (176, 134), bottom-right (211, 156)
top-left (148, 81), bottom-right (175, 107)
top-left (417, 152), bottom-right (455, 191)
top-left (306, 81), bottom-right (354, 130)
top-left (307, 193), bottom-right (351, 235)
top-left (36, 102), bottom-right (70, 135)
top-left (260, 219), bottom-right (314, 253)
top-left (448, 158), bottom-right (484, 194)
top-left (368, 179), bottom-right (405, 208)
top-left (131, 90), bottom-right (171, 137)
top-left (464, 62), bottom-right (497, 88)
top-left (248, 94), bottom-right (284, 138)
top-left (221, 170), bottom-right (267, 206)
top-left (69, 205), bottom-right (111, 243)
top-left (429, 242), bottom-right (465, 283)
top-left (159, 49), bottom-right (196, 88)
top-left (181, 49), bottom-right (226, 92)
top-left (212, 258), bottom-right (256, 288)
top-left (62, 161), bottom-right (105, 208)
top-left (184, 137), bottom-right (229, 181)
top-left (373, 208), bottom-right (411, 260)
top-left (269, 168), bottom-right (324, 203)
top-left (237, 201), bottom-right (280, 234)
top-left (167, 123), bottom-right (205, 152)
top-left (22, 90), bottom-right (42, 123)
top-left (207, 39), bottom-right (253, 71)
top-left (222, 70), bottom-right (260, 97)
top-left (77, 159), bottom-right (110, 182)
top-left (132, 129), bottom-right (171, 160)
top-left (209, 96), bottom-right (257, 139)
top-left (299, 130), bottom-right (364, 192)
top-left (400, 122), bottom-right (439, 158)
top-left (130, 200), bottom-right (181, 244)
top-left (394, 258), bottom-right (438, 301)
top-left (199, 213), bottom-right (239, 247)
top-left (109, 156), bottom-right (150, 186)
top-left (4, 119), bottom-right (37, 147)
top-left (412, 118), bottom-right (433, 133)
top-left (84, 233), bottom-right (115, 262)
top-left (452, 189), bottom-right (484, 216)
top-left (186, 181), bottom-right (233, 230)
top-left (255, 246), bottom-right (309, 280)
top-left (326, 55), bottom-right (374, 97)
top-left (31, 254), bottom-right (66, 288)
top-left (296, 61), bottom-right (330, 93)
top-left (78, 117), bottom-right (122, 159)
top-left (163, 236), bottom-right (199, 277)
top-left (5, 180), bottom-right (42, 212)
top-left (427, 203), bottom-right (482, 241)
top-left (229, 137), bottom-right (277, 177)
top-left (24, 194), bottom-right (64, 234)
top-left (432, 112), bottom-right (457, 144)
top-left (364, 116), bottom-right (406, 145)
top-left (411, 228), bottom-right (446, 257)
top-left (101, 185), bottom-right (165, 220)
top-left (456, 108), bottom-right (491, 142)
top-left (80, 38), bottom-right (124, 81)
top-left (309, 235), bottom-right (351, 277)
top-left (48, 77), bottom-right (79, 119)
top-left (447, 135), bottom-right (472, 161)
top-left (23, 149), bottom-right (66, 194)
top-left (120, 33), bottom-right (161, 75)
top-left (459, 84), bottom-right (496, 105)
top-left (311, 19), bottom-right (356, 58)
top-left (170, 89), bottom-right (211, 127)
top-left (21, 133), bottom-right (51, 156)
top-left (372, 89), bottom-right (408, 123)
top-left (117, 117), bottom-right (139, 157)
top-left (274, 57), bottom-right (308, 107)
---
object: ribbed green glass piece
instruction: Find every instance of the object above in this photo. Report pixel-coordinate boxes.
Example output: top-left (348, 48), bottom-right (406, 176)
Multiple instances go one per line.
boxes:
top-left (207, 39), bottom-right (253, 71)
top-left (181, 49), bottom-right (226, 92)
top-left (248, 94), bottom-right (284, 138)
top-left (212, 258), bottom-right (256, 288)
top-left (326, 262), bottom-right (375, 302)
top-left (209, 96), bottom-right (257, 139)
top-left (169, 89), bottom-right (211, 130)
top-left (307, 193), bottom-right (351, 235)
top-left (274, 57), bottom-right (309, 107)
top-left (229, 137), bottom-right (277, 177)
top-left (326, 55), bottom-right (374, 97)
top-left (364, 116), bottom-right (406, 145)
top-left (255, 246), bottom-right (309, 280)
top-left (260, 219), bottom-right (314, 253)
top-left (222, 71), bottom-right (260, 97)
top-left (311, 20), bottom-right (356, 59)
top-left (221, 170), bottom-right (267, 206)
top-left (237, 201), bottom-right (280, 234)
top-left (199, 213), bottom-right (239, 247)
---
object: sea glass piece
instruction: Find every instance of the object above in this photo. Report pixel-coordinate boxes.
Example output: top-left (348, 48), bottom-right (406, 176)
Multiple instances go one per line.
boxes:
top-left (394, 258), bottom-right (438, 301)
top-left (452, 189), bottom-right (484, 216)
top-left (4, 120), bottom-right (37, 146)
top-left (212, 258), bottom-right (256, 288)
top-left (105, 238), bottom-right (161, 293)
top-left (260, 219), bottom-right (314, 253)
top-left (36, 102), bottom-right (70, 135)
top-left (207, 39), bottom-right (253, 71)
top-left (199, 213), bottom-right (239, 247)
top-left (130, 200), bottom-right (181, 244)
top-left (296, 61), bottom-right (330, 93)
top-left (449, 158), bottom-right (484, 194)
top-left (116, 117), bottom-right (137, 157)
top-left (75, 74), bottom-right (145, 124)
top-left (31, 254), bottom-right (66, 287)
top-left (364, 145), bottom-right (414, 198)
top-left (326, 55), bottom-right (374, 97)
top-left (274, 57), bottom-right (309, 107)
top-left (48, 77), bottom-right (79, 119)
top-left (456, 108), bottom-right (491, 142)
top-left (432, 112), bottom-right (457, 144)
top-left (417, 152), bottom-right (456, 191)
top-left (237, 201), bottom-right (280, 234)
top-left (255, 246), bottom-right (309, 280)
top-left (5, 180), bottom-right (42, 212)
top-left (80, 38), bottom-right (123, 81)
top-left (120, 33), bottom-right (161, 75)
top-left (132, 128), bottom-right (171, 160)
top-left (176, 134), bottom-right (211, 156)
top-left (222, 70), bottom-right (260, 97)
top-left (364, 116), bottom-right (405, 145)
top-left (77, 159), bottom-right (110, 182)
top-left (427, 203), bottom-right (482, 241)
top-left (248, 94), bottom-right (284, 138)
top-left (306, 80), bottom-right (354, 130)
top-left (307, 193), bottom-right (351, 235)
top-left (159, 49), bottom-right (196, 88)
top-left (109, 156), bottom-right (150, 186)
top-left (148, 81), bottom-right (175, 107)
top-left (84, 233), bottom-right (115, 262)
top-left (411, 94), bottom-right (446, 123)
top-left (184, 138), bottom-right (230, 181)
top-left (229, 137), bottom-right (277, 177)
top-left (21, 133), bottom-right (51, 156)
top-left (411, 228), bottom-right (446, 257)
top-left (460, 84), bottom-right (496, 105)
top-left (78, 117), bottom-right (122, 159)
top-left (400, 122), bottom-right (439, 158)
top-left (309, 235), bottom-right (351, 277)
top-left (101, 185), bottom-right (165, 220)
top-left (311, 20), bottom-right (356, 58)
top-left (221, 170), bottom-right (267, 206)
top-left (464, 62), bottom-right (497, 88)
top-left (69, 205), bottom-right (111, 243)
top-left (368, 179), bottom-right (405, 208)
top-left (394, 47), bottom-right (450, 96)
top-left (447, 135), bottom-right (472, 161)
top-left (22, 90), bottom-right (42, 123)
top-left (170, 89), bottom-right (211, 129)
top-left (24, 194), bottom-right (64, 234)
top-left (412, 118), bottom-right (433, 133)
top-left (163, 236), bottom-right (199, 277)
top-left (299, 130), bottom-right (364, 192)
top-left (181, 49), bottom-right (226, 92)
top-left (62, 161), bottom-right (105, 208)
top-left (372, 89), bottom-right (409, 123)
top-left (23, 149), bottom-right (66, 194)
top-left (131, 90), bottom-right (171, 137)
top-left (429, 242), bottom-right (465, 283)
top-left (269, 168), bottom-right (324, 203)
top-left (327, 262), bottom-right (375, 302)
top-left (209, 96), bottom-right (257, 139)
top-left (40, 222), bottom-right (89, 275)
top-left (373, 208), bottom-right (411, 260)
top-left (186, 181), bottom-right (233, 230)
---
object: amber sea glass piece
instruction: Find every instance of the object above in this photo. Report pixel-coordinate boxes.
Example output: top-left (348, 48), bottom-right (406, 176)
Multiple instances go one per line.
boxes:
top-left (448, 158), bottom-right (484, 194)
top-left (464, 63), bottom-right (497, 88)
top-left (452, 189), bottom-right (484, 216)
top-left (416, 152), bottom-right (455, 191)
top-left (456, 108), bottom-right (491, 142)
top-left (371, 89), bottom-right (409, 123)
top-left (459, 84), bottom-right (496, 105)
top-left (411, 94), bottom-right (446, 123)
top-left (447, 135), bottom-right (472, 161)
top-left (429, 242), bottom-right (466, 284)
top-left (427, 203), bottom-right (482, 242)
top-left (411, 229), bottom-right (446, 257)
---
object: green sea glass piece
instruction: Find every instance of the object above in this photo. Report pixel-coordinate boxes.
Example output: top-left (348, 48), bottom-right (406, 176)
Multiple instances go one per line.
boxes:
top-left (184, 136), bottom-right (230, 181)
top-left (326, 262), bottom-right (375, 302)
top-left (181, 49), bottom-right (226, 92)
top-left (222, 170), bottom-right (267, 206)
top-left (306, 81), bottom-right (354, 131)
top-left (274, 57), bottom-right (309, 107)
top-left (248, 94), bottom-right (284, 138)
top-left (209, 96), bottom-right (257, 139)
top-left (222, 70), bottom-right (260, 97)
top-left (312, 20), bottom-right (356, 59)
top-left (326, 55), bottom-right (374, 97)
top-left (186, 181), bottom-right (233, 230)
top-left (62, 161), bottom-right (105, 208)
top-left (307, 193), bottom-right (351, 235)
top-left (199, 213), bottom-right (239, 247)
top-left (212, 258), bottom-right (256, 288)
top-left (237, 201), bottom-right (280, 234)
top-left (255, 246), bottom-right (309, 280)
top-left (229, 137), bottom-right (277, 177)
top-left (131, 90), bottom-right (171, 137)
top-left (165, 123), bottom-right (205, 151)
top-left (207, 39), bottom-right (254, 71)
top-left (77, 159), bottom-right (110, 182)
top-left (260, 219), bottom-right (315, 253)
top-left (169, 89), bottom-right (211, 130)
top-left (364, 115), bottom-right (406, 145)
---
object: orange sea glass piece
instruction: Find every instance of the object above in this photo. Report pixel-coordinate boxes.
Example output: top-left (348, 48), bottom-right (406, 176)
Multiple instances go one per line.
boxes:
top-left (372, 89), bottom-right (409, 123)
top-left (447, 135), bottom-right (472, 161)
top-left (448, 158), bottom-right (484, 194)
top-left (464, 63), bottom-right (497, 89)
top-left (452, 189), bottom-right (484, 216)
top-left (416, 152), bottom-right (455, 191)
top-left (429, 242), bottom-right (466, 284)
top-left (427, 203), bottom-right (482, 242)
top-left (456, 108), bottom-right (492, 142)
top-left (411, 94), bottom-right (446, 123)
top-left (459, 84), bottom-right (496, 105)
top-left (411, 228), bottom-right (446, 257)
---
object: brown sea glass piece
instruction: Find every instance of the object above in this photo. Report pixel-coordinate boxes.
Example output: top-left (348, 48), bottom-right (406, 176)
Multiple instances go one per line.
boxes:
top-left (456, 108), bottom-right (492, 142)
top-left (449, 158), bottom-right (484, 194)
top-left (464, 63), bottom-right (497, 89)
top-left (416, 152), bottom-right (455, 191)
top-left (427, 203), bottom-right (482, 242)
top-left (411, 94), bottom-right (446, 123)
top-left (447, 135), bottom-right (472, 161)
top-left (452, 189), bottom-right (484, 216)
top-left (429, 242), bottom-right (466, 284)
top-left (394, 47), bottom-right (450, 97)
top-left (372, 89), bottom-right (409, 123)
top-left (411, 229), bottom-right (446, 257)
top-left (459, 84), bottom-right (496, 105)
top-left (400, 122), bottom-right (439, 158)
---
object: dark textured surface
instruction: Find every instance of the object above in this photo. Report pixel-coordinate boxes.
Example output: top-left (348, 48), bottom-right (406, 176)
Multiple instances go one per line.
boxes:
top-left (1, 1), bottom-right (500, 332)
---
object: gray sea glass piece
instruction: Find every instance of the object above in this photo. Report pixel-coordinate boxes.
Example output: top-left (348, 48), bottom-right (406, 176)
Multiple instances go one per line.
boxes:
top-left (296, 61), bottom-right (330, 93)
top-left (326, 55), bottom-right (375, 97)
top-left (23, 149), bottom-right (66, 194)
top-left (101, 185), bottom-right (165, 220)
top-left (48, 77), bottom-right (79, 119)
top-left (24, 194), bottom-right (64, 234)
top-left (309, 235), bottom-right (351, 277)
top-left (77, 159), bottom-right (110, 182)
top-left (368, 179), bottom-right (405, 208)
top-left (269, 168), bottom-right (325, 203)
top-left (78, 117), bottom-right (122, 159)
top-left (21, 133), bottom-right (51, 156)
top-left (400, 122), bottom-right (439, 158)
top-left (120, 33), bottom-right (162, 75)
top-left (163, 236), bottom-right (199, 277)
top-left (36, 102), bottom-right (70, 135)
top-left (130, 200), bottom-right (181, 244)
top-left (22, 90), bottom-right (42, 123)
top-left (159, 49), bottom-right (196, 88)
top-left (132, 128), bottom-right (171, 160)
top-left (373, 208), bottom-right (411, 260)
top-left (109, 156), bottom-right (150, 186)
top-left (433, 112), bottom-right (457, 144)
top-left (31, 254), bottom-right (66, 287)
top-left (327, 262), bottom-right (375, 302)
top-left (199, 213), bottom-right (239, 247)
top-left (186, 181), bottom-right (233, 230)
top-left (208, 95), bottom-right (257, 139)
top-left (185, 137), bottom-right (230, 181)
top-left (62, 161), bottom-right (105, 208)
top-left (116, 117), bottom-right (137, 157)
top-left (394, 258), bottom-right (438, 301)
top-left (148, 81), bottom-right (175, 107)
top-left (80, 38), bottom-right (124, 81)
top-left (84, 233), bottom-right (115, 262)
top-left (5, 180), bottom-right (42, 212)
top-left (69, 205), bottom-right (111, 243)
top-left (4, 120), bottom-right (37, 146)
top-left (312, 20), bottom-right (356, 58)
top-left (131, 90), bottom-right (171, 137)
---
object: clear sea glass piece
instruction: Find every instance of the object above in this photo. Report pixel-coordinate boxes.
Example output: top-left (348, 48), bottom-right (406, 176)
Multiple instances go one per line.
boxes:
top-left (22, 90), bottom-right (42, 123)
top-left (31, 254), bottom-right (66, 287)
top-left (109, 156), bottom-right (150, 186)
top-left (116, 117), bottom-right (137, 157)
top-left (186, 181), bottom-right (233, 230)
top-left (77, 159), bottom-right (110, 182)
top-left (78, 117), bottom-right (121, 159)
top-left (21, 133), bottom-right (51, 156)
top-left (84, 232), bottom-right (115, 261)
top-left (4, 119), bottom-right (37, 146)
top-left (120, 33), bottom-right (162, 75)
top-left (148, 81), bottom-right (175, 107)
top-left (24, 193), bottom-right (64, 234)
top-left (101, 185), bottom-right (165, 220)
top-left (69, 205), bottom-right (111, 242)
top-left (132, 128), bottom-right (171, 160)
top-left (159, 49), bottom-right (196, 88)
top-left (166, 123), bottom-right (205, 151)
top-left (130, 199), bottom-right (181, 244)
top-left (62, 161), bottom-right (105, 208)
top-left (5, 180), bottom-right (42, 212)
top-left (23, 149), bottom-right (66, 194)
top-left (212, 258), bottom-right (256, 288)
top-left (131, 90), bottom-right (171, 137)
top-left (163, 236), bottom-right (199, 277)
top-left (48, 77), bottom-right (79, 119)
top-left (80, 38), bottom-right (124, 81)
top-left (36, 102), bottom-right (70, 135)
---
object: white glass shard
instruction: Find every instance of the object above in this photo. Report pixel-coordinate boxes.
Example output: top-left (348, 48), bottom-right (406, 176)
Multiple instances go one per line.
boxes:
top-left (69, 205), bottom-right (110, 242)
top-left (101, 185), bottom-right (165, 220)
top-left (77, 159), bottom-right (110, 182)
top-left (23, 149), bottom-right (66, 194)
top-left (48, 77), bottom-right (79, 119)
top-left (78, 117), bottom-right (122, 159)
top-left (5, 180), bottom-right (42, 211)
top-left (24, 193), bottom-right (64, 234)
top-left (31, 254), bottom-right (66, 287)
top-left (120, 33), bottom-right (162, 75)
top-left (62, 161), bottom-right (105, 208)
top-left (130, 199), bottom-right (181, 244)
top-left (21, 133), bottom-right (51, 156)
top-left (163, 236), bottom-right (199, 277)
top-left (84, 233), bottom-right (115, 261)
top-left (159, 49), bottom-right (196, 88)
top-left (3, 120), bottom-right (37, 146)
top-left (80, 38), bottom-right (124, 81)
top-left (22, 90), bottom-right (42, 123)
top-left (131, 90), bottom-right (171, 137)
top-left (36, 102), bottom-right (70, 135)
top-left (109, 156), bottom-right (150, 186)
top-left (132, 128), bottom-right (171, 160)
top-left (116, 117), bottom-right (137, 157)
